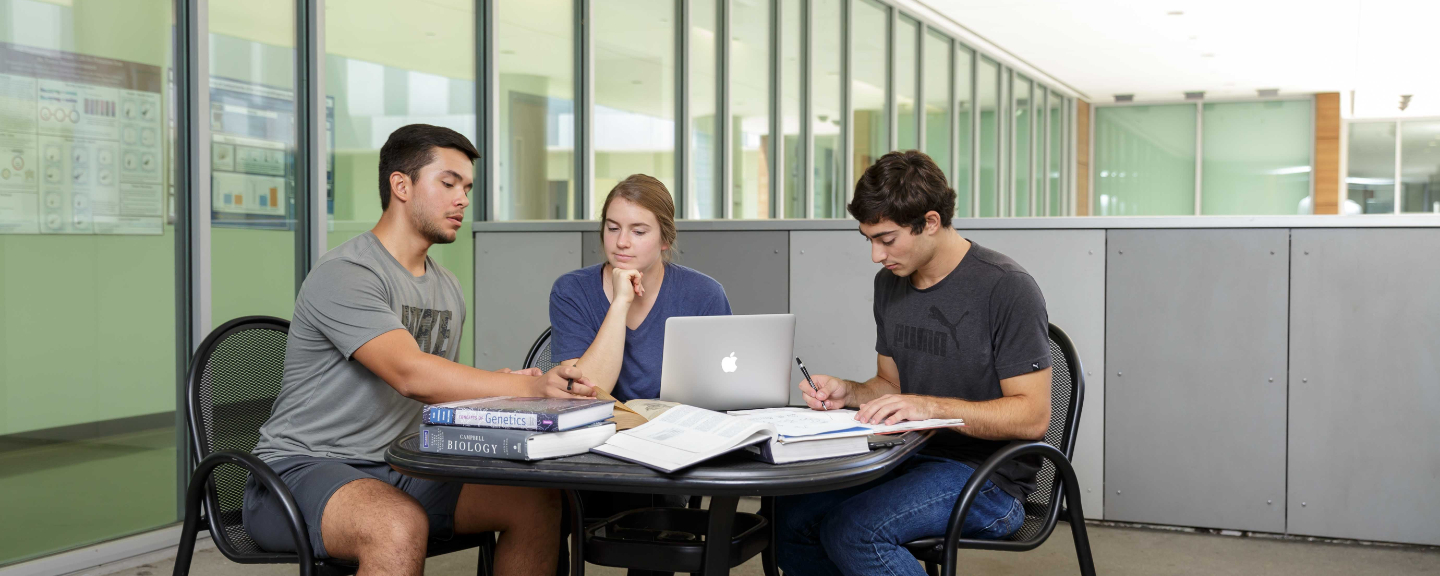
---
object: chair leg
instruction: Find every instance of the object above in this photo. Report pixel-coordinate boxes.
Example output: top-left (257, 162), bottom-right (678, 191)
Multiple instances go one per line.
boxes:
top-left (1067, 506), bottom-right (1096, 576)
top-left (170, 514), bottom-right (201, 576)
top-left (925, 561), bottom-right (940, 576)
top-left (475, 532), bottom-right (495, 576)
top-left (759, 497), bottom-right (779, 576)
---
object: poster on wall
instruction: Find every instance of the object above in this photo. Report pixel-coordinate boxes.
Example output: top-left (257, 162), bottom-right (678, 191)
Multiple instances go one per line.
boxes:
top-left (209, 78), bottom-right (334, 230)
top-left (0, 42), bottom-right (166, 235)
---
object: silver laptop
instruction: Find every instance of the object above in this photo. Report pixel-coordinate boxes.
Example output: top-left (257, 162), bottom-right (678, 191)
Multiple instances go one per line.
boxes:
top-left (659, 314), bottom-right (796, 411)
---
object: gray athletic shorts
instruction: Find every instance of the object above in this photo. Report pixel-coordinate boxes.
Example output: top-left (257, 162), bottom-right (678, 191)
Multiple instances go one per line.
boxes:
top-left (241, 456), bottom-right (464, 558)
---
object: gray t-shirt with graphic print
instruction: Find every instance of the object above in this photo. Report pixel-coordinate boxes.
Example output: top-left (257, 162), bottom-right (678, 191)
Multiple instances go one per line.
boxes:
top-left (254, 231), bottom-right (466, 463)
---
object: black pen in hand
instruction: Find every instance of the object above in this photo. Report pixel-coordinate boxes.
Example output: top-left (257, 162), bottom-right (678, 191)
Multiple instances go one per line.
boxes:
top-left (795, 357), bottom-right (826, 411)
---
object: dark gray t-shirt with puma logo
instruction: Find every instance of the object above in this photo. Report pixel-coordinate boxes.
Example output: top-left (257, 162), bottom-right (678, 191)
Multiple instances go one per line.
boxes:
top-left (873, 240), bottom-right (1050, 499)
top-left (254, 231), bottom-right (466, 463)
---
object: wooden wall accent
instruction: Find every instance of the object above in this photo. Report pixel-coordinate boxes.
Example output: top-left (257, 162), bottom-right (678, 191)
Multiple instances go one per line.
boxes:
top-left (1077, 100), bottom-right (1091, 216)
top-left (1313, 93), bottom-right (1341, 215)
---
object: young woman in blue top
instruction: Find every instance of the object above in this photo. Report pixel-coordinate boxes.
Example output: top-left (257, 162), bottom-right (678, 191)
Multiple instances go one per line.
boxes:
top-left (548, 174), bottom-right (731, 401)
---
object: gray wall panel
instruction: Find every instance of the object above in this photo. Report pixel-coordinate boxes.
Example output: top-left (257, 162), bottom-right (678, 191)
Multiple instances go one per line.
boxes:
top-left (965, 230), bottom-right (1107, 519)
top-left (1104, 229), bottom-right (1289, 533)
top-left (789, 231), bottom-right (882, 407)
top-left (582, 231), bottom-right (602, 267)
top-left (673, 231), bottom-right (790, 315)
top-left (1288, 229), bottom-right (1440, 546)
top-left (474, 232), bottom-right (582, 370)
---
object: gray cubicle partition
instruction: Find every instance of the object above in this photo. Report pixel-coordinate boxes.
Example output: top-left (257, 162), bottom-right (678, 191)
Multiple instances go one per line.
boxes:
top-left (474, 216), bottom-right (1440, 545)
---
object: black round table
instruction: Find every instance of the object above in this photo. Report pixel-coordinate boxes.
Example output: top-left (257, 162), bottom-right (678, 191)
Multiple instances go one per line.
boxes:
top-left (386, 430), bottom-right (932, 575)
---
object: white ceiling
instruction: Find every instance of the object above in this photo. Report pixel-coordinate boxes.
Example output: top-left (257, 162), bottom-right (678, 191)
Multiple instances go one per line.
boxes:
top-left (918, 0), bottom-right (1440, 117)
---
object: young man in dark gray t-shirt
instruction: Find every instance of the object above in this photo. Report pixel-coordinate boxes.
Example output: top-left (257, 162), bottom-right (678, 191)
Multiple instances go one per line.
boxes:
top-left (243, 124), bottom-right (596, 576)
top-left (776, 150), bottom-right (1053, 576)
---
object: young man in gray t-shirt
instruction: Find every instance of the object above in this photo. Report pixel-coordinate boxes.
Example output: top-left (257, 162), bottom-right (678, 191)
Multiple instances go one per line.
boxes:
top-left (245, 124), bottom-right (595, 576)
top-left (775, 150), bottom-right (1053, 576)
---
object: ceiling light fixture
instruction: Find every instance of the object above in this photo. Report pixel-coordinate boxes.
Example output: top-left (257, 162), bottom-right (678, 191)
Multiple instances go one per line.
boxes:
top-left (1114, 94), bottom-right (1134, 103)
top-left (1167, 11), bottom-right (1184, 16)
top-left (1185, 91), bottom-right (1205, 100)
top-left (1201, 53), bottom-right (1215, 58)
top-left (1257, 89), bottom-right (1279, 97)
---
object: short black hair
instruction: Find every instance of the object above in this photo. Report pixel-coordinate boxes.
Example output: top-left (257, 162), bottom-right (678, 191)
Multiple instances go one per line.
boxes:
top-left (377, 124), bottom-right (480, 210)
top-left (847, 150), bottom-right (955, 233)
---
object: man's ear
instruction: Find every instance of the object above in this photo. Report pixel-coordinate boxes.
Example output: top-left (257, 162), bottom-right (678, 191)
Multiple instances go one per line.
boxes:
top-left (388, 171), bottom-right (410, 204)
top-left (924, 210), bottom-right (942, 235)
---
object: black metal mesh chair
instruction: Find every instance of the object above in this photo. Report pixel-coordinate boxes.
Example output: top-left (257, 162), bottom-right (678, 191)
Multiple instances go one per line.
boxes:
top-left (524, 326), bottom-right (561, 373)
top-left (903, 323), bottom-right (1096, 576)
top-left (173, 316), bottom-right (495, 576)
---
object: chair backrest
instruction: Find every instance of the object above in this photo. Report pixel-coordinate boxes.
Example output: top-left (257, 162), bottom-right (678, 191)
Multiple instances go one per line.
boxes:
top-left (1008, 323), bottom-right (1085, 541)
top-left (185, 315), bottom-right (291, 556)
top-left (523, 327), bottom-right (559, 372)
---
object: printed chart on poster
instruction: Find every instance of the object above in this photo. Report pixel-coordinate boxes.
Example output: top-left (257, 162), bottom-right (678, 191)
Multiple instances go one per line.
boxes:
top-left (209, 78), bottom-right (333, 229)
top-left (0, 42), bottom-right (166, 235)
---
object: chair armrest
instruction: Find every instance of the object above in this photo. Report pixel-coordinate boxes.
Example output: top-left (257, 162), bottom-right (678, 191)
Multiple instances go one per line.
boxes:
top-left (184, 450), bottom-right (314, 569)
top-left (942, 440), bottom-right (1085, 549)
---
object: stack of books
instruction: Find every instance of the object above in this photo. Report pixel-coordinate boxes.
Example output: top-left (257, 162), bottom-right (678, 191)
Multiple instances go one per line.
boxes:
top-left (417, 397), bottom-right (616, 461)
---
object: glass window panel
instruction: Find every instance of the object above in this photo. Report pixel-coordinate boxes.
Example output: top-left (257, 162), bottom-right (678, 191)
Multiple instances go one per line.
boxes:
top-left (1049, 93), bottom-right (1064, 216)
top-left (1346, 121), bottom-right (1396, 214)
top-left (1400, 120), bottom-right (1440, 214)
top-left (812, 0), bottom-right (843, 217)
top-left (976, 56), bottom-right (999, 217)
top-left (1201, 100), bottom-right (1313, 215)
top-left (1094, 104), bottom-right (1197, 216)
top-left (1013, 75), bottom-right (1031, 216)
top-left (208, 1), bottom-right (298, 323)
top-left (955, 45), bottom-right (972, 217)
top-left (690, 0), bottom-right (718, 218)
top-left (781, 0), bottom-right (802, 218)
top-left (922, 29), bottom-right (950, 185)
top-left (496, 0), bottom-right (571, 220)
top-left (732, 0), bottom-right (771, 219)
top-left (594, 0), bottom-right (675, 214)
top-left (895, 15), bottom-right (918, 151)
top-left (0, 0), bottom-right (178, 563)
top-left (851, 0), bottom-right (888, 186)
top-left (328, 0), bottom-right (476, 363)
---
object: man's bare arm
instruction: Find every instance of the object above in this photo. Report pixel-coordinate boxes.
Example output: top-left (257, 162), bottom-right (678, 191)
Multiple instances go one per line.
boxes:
top-left (353, 329), bottom-right (594, 404)
top-left (856, 367), bottom-right (1051, 440)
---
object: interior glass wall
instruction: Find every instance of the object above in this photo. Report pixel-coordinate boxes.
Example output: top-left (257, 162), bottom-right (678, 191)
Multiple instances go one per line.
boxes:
top-left (495, 0), bottom-right (571, 221)
top-left (327, 0), bottom-right (476, 364)
top-left (976, 56), bottom-right (999, 217)
top-left (594, 0), bottom-right (675, 214)
top-left (690, 0), bottom-right (719, 218)
top-left (1201, 100), bottom-right (1312, 215)
top-left (851, 0), bottom-right (888, 186)
top-left (780, 0), bottom-right (802, 218)
top-left (955, 44), bottom-right (972, 217)
top-left (0, 0), bottom-right (178, 565)
top-left (812, 0), bottom-right (843, 217)
top-left (1346, 121), bottom-right (1396, 214)
top-left (921, 29), bottom-right (950, 184)
top-left (1400, 120), bottom-right (1440, 213)
top-left (1012, 75), bottom-right (1031, 216)
top-left (895, 14), bottom-right (918, 151)
top-left (732, 0), bottom-right (772, 219)
top-left (1049, 92), bottom-right (1063, 215)
top-left (1094, 104), bottom-right (1197, 216)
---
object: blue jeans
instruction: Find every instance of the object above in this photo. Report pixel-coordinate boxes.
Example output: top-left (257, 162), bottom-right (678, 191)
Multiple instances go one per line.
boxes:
top-left (775, 454), bottom-right (1025, 576)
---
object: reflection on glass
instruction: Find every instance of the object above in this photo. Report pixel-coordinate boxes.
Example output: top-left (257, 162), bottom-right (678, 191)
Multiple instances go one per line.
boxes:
top-left (895, 15), bottom-right (918, 151)
top-left (955, 45), bottom-right (973, 217)
top-left (781, 0), bottom-right (802, 218)
top-left (851, 0), bottom-right (888, 186)
top-left (1400, 120), bottom-right (1440, 213)
top-left (497, 0), bottom-right (571, 220)
top-left (1013, 75), bottom-right (1031, 216)
top-left (1049, 93), bottom-right (1064, 215)
top-left (732, 0), bottom-right (772, 219)
top-left (594, 0), bottom-right (675, 214)
top-left (976, 56), bottom-right (999, 217)
top-left (690, 0), bottom-right (718, 218)
top-left (209, 2), bottom-right (297, 323)
top-left (329, 0), bottom-right (476, 362)
top-left (1094, 104), bottom-right (1197, 216)
top-left (922, 29), bottom-right (950, 185)
top-left (1201, 100), bottom-right (1312, 215)
top-left (0, 0), bottom-right (178, 563)
top-left (1346, 121), bottom-right (1395, 214)
top-left (813, 0), bottom-right (843, 217)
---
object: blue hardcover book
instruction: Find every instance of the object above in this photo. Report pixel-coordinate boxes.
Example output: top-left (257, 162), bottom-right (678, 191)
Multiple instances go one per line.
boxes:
top-left (420, 396), bottom-right (614, 432)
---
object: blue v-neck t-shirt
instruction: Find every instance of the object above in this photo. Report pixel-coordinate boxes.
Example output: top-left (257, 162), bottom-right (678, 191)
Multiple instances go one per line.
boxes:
top-left (548, 263), bottom-right (732, 401)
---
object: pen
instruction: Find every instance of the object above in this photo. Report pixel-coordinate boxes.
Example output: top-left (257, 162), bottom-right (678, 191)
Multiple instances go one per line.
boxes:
top-left (795, 357), bottom-right (824, 410)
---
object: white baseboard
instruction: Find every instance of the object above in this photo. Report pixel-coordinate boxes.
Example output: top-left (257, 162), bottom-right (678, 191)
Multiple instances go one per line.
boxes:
top-left (0, 525), bottom-right (211, 576)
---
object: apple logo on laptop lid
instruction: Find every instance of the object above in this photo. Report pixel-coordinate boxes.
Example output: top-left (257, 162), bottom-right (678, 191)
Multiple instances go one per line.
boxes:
top-left (721, 352), bottom-right (738, 373)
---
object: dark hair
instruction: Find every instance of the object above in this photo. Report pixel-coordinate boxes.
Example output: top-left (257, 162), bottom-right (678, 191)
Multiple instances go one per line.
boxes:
top-left (377, 124), bottom-right (480, 210)
top-left (847, 150), bottom-right (955, 234)
top-left (600, 174), bottom-right (678, 263)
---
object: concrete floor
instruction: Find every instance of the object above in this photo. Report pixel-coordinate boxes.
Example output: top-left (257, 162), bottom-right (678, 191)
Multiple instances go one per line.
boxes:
top-left (104, 522), bottom-right (1440, 576)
